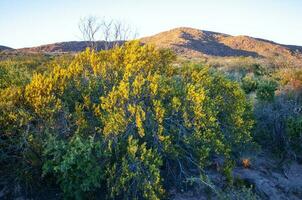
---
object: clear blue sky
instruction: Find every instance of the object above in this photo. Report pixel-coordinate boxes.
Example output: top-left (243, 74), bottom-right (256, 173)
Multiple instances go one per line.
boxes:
top-left (1, 0), bottom-right (302, 48)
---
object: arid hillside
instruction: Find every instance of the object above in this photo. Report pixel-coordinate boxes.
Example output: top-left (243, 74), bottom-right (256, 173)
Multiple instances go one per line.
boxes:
top-left (2, 27), bottom-right (302, 65)
top-left (141, 27), bottom-right (302, 62)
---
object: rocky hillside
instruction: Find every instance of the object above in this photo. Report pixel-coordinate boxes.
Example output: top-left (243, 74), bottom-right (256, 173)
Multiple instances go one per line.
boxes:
top-left (141, 27), bottom-right (302, 62)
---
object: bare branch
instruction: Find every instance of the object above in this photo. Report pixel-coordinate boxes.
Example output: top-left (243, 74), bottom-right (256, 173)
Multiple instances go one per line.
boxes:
top-left (78, 16), bottom-right (101, 50)
top-left (79, 16), bottom-right (139, 51)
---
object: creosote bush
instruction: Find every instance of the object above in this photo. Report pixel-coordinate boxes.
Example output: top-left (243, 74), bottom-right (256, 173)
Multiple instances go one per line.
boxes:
top-left (0, 41), bottom-right (254, 199)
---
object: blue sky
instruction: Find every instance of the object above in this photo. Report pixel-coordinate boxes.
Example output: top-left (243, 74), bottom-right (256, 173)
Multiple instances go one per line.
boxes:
top-left (1, 0), bottom-right (301, 48)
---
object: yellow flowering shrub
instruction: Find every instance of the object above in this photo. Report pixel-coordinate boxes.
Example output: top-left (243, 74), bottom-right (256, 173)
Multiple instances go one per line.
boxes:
top-left (1, 41), bottom-right (253, 199)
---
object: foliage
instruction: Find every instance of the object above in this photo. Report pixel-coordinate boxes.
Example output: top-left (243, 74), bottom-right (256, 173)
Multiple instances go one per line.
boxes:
top-left (0, 53), bottom-right (73, 89)
top-left (0, 60), bottom-right (31, 89)
top-left (241, 75), bottom-right (258, 94)
top-left (254, 95), bottom-right (302, 158)
top-left (0, 42), bottom-right (254, 199)
top-left (276, 68), bottom-right (302, 100)
top-left (256, 79), bottom-right (278, 101)
top-left (286, 116), bottom-right (302, 158)
top-left (252, 63), bottom-right (266, 76)
top-left (106, 136), bottom-right (164, 200)
top-left (43, 134), bottom-right (103, 199)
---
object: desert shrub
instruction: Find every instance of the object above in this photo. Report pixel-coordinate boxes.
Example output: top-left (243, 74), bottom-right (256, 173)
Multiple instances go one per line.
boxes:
top-left (276, 68), bottom-right (302, 101)
top-left (241, 75), bottom-right (258, 94)
top-left (252, 63), bottom-right (266, 76)
top-left (0, 41), bottom-right (254, 199)
top-left (0, 60), bottom-right (31, 89)
top-left (286, 116), bottom-right (302, 159)
top-left (0, 54), bottom-right (73, 90)
top-left (254, 94), bottom-right (301, 157)
top-left (252, 68), bottom-right (301, 158)
top-left (256, 79), bottom-right (278, 101)
top-left (279, 69), bottom-right (302, 87)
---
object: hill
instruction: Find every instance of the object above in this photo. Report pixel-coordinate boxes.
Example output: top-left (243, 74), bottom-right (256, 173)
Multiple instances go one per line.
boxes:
top-left (17, 41), bottom-right (123, 53)
top-left (0, 45), bottom-right (13, 51)
top-left (141, 27), bottom-right (302, 61)
top-left (3, 27), bottom-right (302, 65)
